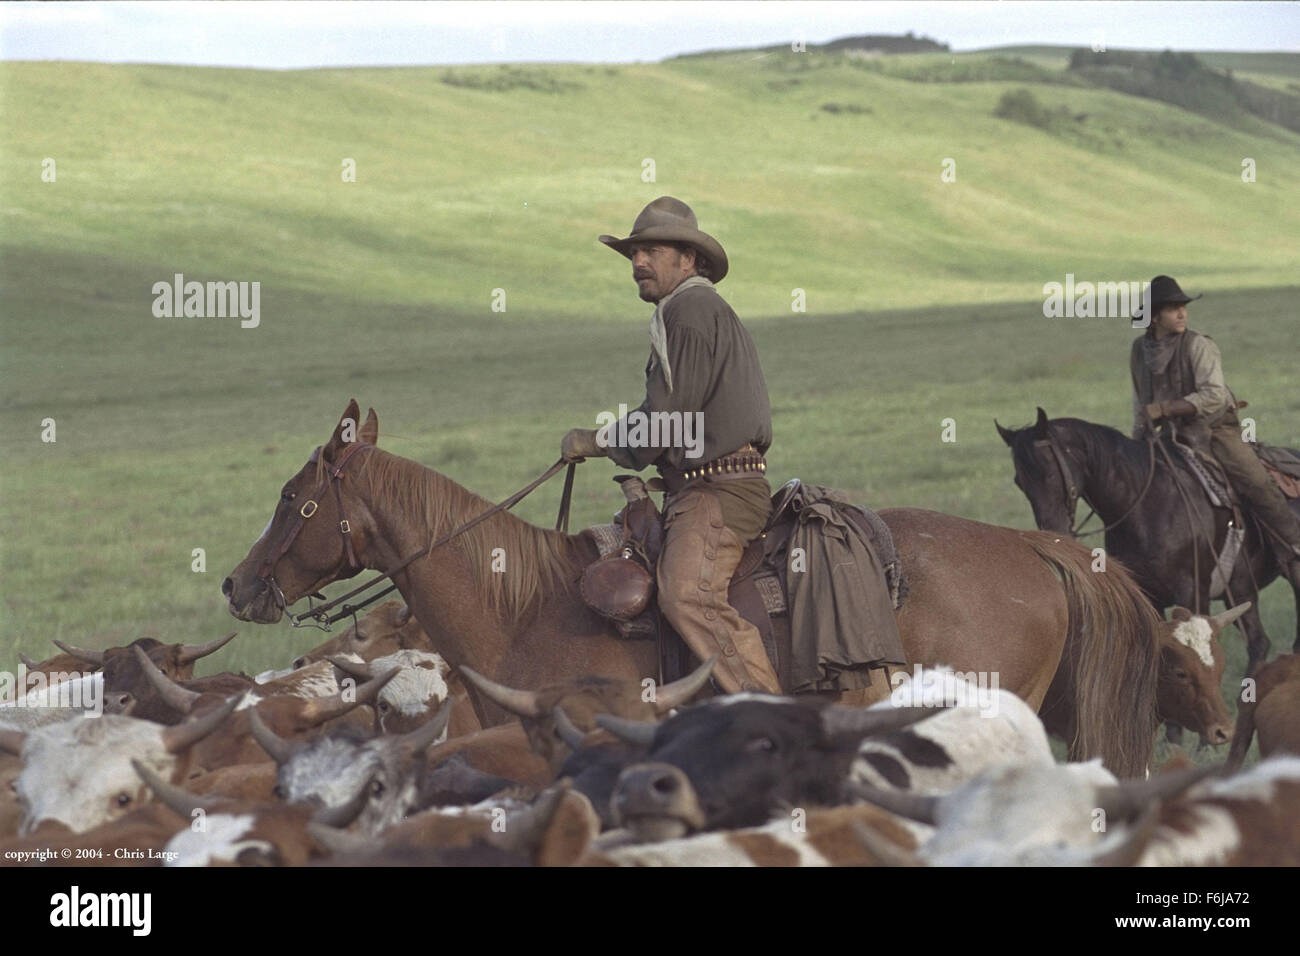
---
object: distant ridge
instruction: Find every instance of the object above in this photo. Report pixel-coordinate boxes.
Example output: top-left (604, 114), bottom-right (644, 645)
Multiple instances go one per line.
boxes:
top-left (671, 31), bottom-right (948, 61)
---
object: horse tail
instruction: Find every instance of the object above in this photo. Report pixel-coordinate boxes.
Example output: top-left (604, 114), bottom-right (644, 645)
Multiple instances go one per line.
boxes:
top-left (1027, 535), bottom-right (1161, 777)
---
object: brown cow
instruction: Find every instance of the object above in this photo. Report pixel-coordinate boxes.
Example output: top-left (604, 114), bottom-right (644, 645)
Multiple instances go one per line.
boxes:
top-left (582, 802), bottom-right (921, 867)
top-left (457, 659), bottom-right (716, 773)
top-left (1226, 654), bottom-right (1300, 770)
top-left (309, 780), bottom-right (599, 867)
top-left (131, 645), bottom-right (392, 772)
top-left (49, 633), bottom-right (240, 722)
top-left (1156, 603), bottom-right (1249, 746)
top-left (134, 760), bottom-right (371, 866)
top-left (292, 600), bottom-right (432, 669)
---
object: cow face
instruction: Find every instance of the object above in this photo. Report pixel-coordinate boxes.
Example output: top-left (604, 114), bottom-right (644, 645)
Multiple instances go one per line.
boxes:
top-left (292, 601), bottom-right (424, 669)
top-left (272, 702), bottom-right (451, 836)
top-left (13, 711), bottom-right (230, 835)
top-left (612, 697), bottom-right (854, 836)
top-left (1157, 608), bottom-right (1232, 746)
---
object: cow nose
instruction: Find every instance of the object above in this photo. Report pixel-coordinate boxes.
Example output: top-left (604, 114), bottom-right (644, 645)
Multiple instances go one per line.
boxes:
top-left (1209, 724), bottom-right (1231, 745)
top-left (221, 577), bottom-right (235, 599)
top-left (614, 762), bottom-right (692, 816)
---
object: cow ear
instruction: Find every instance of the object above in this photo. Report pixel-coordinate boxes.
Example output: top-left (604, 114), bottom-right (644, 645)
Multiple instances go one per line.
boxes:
top-left (360, 407), bottom-right (379, 446)
top-left (995, 420), bottom-right (1015, 446)
top-left (1169, 606), bottom-right (1194, 622)
top-left (323, 399), bottom-right (362, 461)
top-left (1034, 407), bottom-right (1049, 435)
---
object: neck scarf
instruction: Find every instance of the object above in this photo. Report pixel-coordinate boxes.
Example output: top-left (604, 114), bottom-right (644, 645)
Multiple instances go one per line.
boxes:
top-left (649, 275), bottom-right (714, 394)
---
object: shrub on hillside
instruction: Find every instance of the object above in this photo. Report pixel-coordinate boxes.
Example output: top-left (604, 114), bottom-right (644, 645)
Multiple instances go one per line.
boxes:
top-left (994, 88), bottom-right (1052, 128)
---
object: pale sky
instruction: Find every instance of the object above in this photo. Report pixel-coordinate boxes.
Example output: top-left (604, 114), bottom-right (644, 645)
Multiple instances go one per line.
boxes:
top-left (1, 1), bottom-right (1297, 69)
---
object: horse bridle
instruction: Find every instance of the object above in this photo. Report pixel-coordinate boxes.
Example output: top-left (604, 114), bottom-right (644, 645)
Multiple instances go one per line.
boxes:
top-left (255, 440), bottom-right (370, 609)
top-left (1034, 430), bottom-right (1157, 539)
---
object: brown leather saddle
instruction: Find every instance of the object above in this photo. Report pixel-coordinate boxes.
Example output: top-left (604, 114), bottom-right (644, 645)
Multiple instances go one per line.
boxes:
top-left (579, 476), bottom-right (904, 688)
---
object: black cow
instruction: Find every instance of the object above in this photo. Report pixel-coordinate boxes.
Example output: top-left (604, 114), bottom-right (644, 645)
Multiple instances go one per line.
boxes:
top-left (606, 696), bottom-right (933, 839)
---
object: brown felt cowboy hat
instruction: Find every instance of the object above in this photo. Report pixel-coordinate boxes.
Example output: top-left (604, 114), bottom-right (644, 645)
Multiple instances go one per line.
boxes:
top-left (599, 196), bottom-right (729, 282)
top-left (1134, 274), bottom-right (1202, 320)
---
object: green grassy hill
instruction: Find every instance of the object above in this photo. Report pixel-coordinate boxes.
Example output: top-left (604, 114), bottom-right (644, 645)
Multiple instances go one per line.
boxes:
top-left (1, 49), bottom-right (1297, 767)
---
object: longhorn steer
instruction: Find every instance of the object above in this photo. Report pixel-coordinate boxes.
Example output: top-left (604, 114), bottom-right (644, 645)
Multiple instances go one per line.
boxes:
top-left (606, 695), bottom-right (938, 840)
top-left (6, 697), bottom-right (239, 834)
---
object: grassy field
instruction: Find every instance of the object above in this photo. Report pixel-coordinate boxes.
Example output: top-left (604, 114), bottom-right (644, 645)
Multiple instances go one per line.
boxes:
top-left (2, 48), bottom-right (1297, 766)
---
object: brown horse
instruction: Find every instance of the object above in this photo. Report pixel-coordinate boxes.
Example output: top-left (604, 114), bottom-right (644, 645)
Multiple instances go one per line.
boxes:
top-left (223, 401), bottom-right (1162, 776)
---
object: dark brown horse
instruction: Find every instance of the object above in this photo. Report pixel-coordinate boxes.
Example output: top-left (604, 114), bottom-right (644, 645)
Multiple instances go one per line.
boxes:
top-left (998, 408), bottom-right (1300, 673)
top-left (224, 401), bottom-right (1162, 776)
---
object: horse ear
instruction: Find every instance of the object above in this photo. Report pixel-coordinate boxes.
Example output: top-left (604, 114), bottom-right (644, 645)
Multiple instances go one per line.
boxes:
top-left (324, 399), bottom-right (362, 460)
top-left (360, 407), bottom-right (379, 446)
top-left (995, 420), bottom-right (1015, 446)
top-left (1169, 606), bottom-right (1194, 622)
top-left (1034, 407), bottom-right (1049, 435)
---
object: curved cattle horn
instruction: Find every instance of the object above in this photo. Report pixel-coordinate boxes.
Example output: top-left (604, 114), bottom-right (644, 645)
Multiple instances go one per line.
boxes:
top-left (177, 631), bottom-right (238, 665)
top-left (18, 652), bottom-right (39, 670)
top-left (1095, 763), bottom-right (1221, 822)
top-left (248, 707), bottom-right (297, 765)
top-left (594, 713), bottom-right (658, 748)
top-left (821, 703), bottom-right (945, 741)
top-left (311, 775), bottom-right (376, 829)
top-left (161, 695), bottom-right (240, 754)
top-left (847, 782), bottom-right (940, 826)
top-left (398, 697), bottom-right (455, 754)
top-left (653, 657), bottom-right (716, 714)
top-left (52, 639), bottom-right (104, 667)
top-left (458, 667), bottom-right (542, 719)
top-left (328, 655), bottom-right (374, 681)
top-left (551, 706), bottom-right (588, 751)
top-left (302, 666), bottom-right (399, 726)
top-left (487, 782), bottom-right (571, 855)
top-left (0, 728), bottom-right (26, 756)
top-left (851, 820), bottom-right (923, 867)
top-left (133, 644), bottom-right (202, 715)
top-left (132, 759), bottom-right (224, 817)
top-left (1210, 602), bottom-right (1252, 631)
top-left (306, 821), bottom-right (371, 857)
top-left (1090, 803), bottom-right (1160, 867)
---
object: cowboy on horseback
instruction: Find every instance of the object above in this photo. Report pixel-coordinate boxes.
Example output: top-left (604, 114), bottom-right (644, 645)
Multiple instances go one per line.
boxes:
top-left (559, 197), bottom-right (782, 694)
top-left (1131, 274), bottom-right (1300, 573)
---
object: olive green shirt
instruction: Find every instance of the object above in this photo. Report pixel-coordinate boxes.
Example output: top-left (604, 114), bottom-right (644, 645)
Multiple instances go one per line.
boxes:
top-left (605, 281), bottom-right (773, 473)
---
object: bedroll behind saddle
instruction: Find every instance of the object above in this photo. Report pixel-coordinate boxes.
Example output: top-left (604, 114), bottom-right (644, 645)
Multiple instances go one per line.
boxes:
top-left (579, 476), bottom-right (907, 694)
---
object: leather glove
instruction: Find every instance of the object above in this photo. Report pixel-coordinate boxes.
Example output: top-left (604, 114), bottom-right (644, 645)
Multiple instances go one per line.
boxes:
top-left (561, 428), bottom-right (605, 463)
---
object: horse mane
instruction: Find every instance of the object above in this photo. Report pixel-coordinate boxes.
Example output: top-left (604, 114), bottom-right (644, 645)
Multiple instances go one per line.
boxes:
top-left (352, 448), bottom-right (582, 624)
top-left (1010, 416), bottom-right (1147, 482)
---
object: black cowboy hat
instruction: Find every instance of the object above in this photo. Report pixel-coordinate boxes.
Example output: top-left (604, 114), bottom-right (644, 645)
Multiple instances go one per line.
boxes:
top-left (1134, 274), bottom-right (1202, 319)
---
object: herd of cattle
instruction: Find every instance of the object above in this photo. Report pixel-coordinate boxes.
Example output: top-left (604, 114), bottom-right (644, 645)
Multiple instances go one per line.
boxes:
top-left (1, 599), bottom-right (1297, 866)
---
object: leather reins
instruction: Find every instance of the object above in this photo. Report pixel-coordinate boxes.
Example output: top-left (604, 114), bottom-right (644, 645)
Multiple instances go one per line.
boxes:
top-left (255, 442), bottom-right (576, 631)
top-left (1036, 431), bottom-right (1158, 540)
